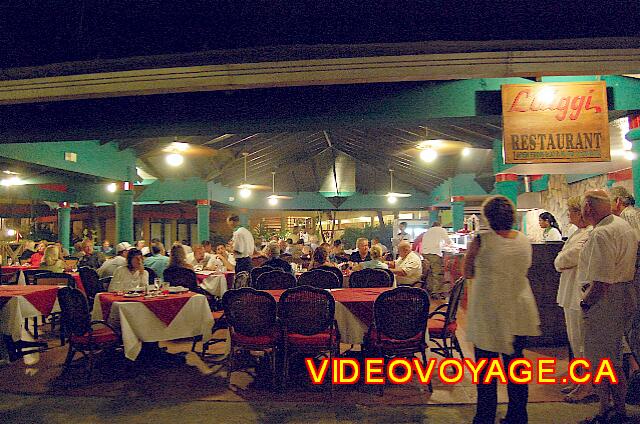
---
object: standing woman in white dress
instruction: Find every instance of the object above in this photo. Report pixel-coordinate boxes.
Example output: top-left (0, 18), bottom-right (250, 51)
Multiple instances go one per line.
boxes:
top-left (539, 212), bottom-right (563, 241)
top-left (463, 195), bottom-right (541, 424)
top-left (553, 196), bottom-right (593, 402)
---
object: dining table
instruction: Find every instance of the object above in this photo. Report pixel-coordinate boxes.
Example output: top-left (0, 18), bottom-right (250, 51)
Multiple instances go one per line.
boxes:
top-left (0, 285), bottom-right (60, 342)
top-left (196, 271), bottom-right (234, 297)
top-left (92, 291), bottom-right (213, 360)
top-left (266, 287), bottom-right (391, 345)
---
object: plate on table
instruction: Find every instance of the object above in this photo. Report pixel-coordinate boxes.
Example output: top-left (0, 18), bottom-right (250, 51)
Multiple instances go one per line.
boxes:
top-left (123, 293), bottom-right (143, 298)
top-left (168, 286), bottom-right (189, 293)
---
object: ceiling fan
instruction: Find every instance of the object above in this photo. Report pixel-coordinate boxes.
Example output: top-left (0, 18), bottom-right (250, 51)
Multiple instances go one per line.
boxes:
top-left (266, 171), bottom-right (293, 205)
top-left (237, 152), bottom-right (270, 197)
top-left (385, 169), bottom-right (412, 204)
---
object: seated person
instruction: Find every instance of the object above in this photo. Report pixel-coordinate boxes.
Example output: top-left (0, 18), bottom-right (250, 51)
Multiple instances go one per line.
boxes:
top-left (100, 240), bottom-right (114, 256)
top-left (77, 239), bottom-right (103, 269)
top-left (353, 245), bottom-right (388, 271)
top-left (206, 243), bottom-right (236, 272)
top-left (388, 241), bottom-right (423, 286)
top-left (329, 239), bottom-right (348, 263)
top-left (371, 237), bottom-right (389, 255)
top-left (55, 241), bottom-right (70, 257)
top-left (349, 237), bottom-right (371, 263)
top-left (167, 244), bottom-right (193, 271)
top-left (97, 242), bottom-right (131, 278)
top-left (28, 241), bottom-right (47, 267)
top-left (144, 241), bottom-right (170, 280)
top-left (262, 242), bottom-right (293, 274)
top-left (38, 245), bottom-right (65, 273)
top-left (311, 245), bottom-right (339, 269)
top-left (289, 239), bottom-right (304, 258)
top-left (108, 249), bottom-right (149, 292)
top-left (136, 240), bottom-right (150, 256)
top-left (187, 244), bottom-right (210, 270)
top-left (19, 240), bottom-right (37, 263)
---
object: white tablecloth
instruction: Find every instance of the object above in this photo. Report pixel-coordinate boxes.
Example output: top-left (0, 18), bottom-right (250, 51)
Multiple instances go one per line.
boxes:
top-left (198, 273), bottom-right (229, 298)
top-left (92, 293), bottom-right (213, 360)
top-left (0, 293), bottom-right (60, 341)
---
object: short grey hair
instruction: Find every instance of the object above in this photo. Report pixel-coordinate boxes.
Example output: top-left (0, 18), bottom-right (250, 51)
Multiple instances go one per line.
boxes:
top-left (265, 242), bottom-right (280, 258)
top-left (610, 186), bottom-right (635, 207)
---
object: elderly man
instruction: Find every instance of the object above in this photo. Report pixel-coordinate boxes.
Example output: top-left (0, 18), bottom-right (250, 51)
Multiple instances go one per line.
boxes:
top-left (263, 242), bottom-right (293, 274)
top-left (187, 244), bottom-right (210, 269)
top-left (144, 241), bottom-right (169, 280)
top-left (578, 190), bottom-right (638, 423)
top-left (388, 241), bottom-right (423, 286)
top-left (97, 242), bottom-right (131, 278)
top-left (227, 215), bottom-right (255, 274)
top-left (610, 186), bottom-right (640, 240)
top-left (77, 239), bottom-right (103, 269)
top-left (349, 237), bottom-right (371, 263)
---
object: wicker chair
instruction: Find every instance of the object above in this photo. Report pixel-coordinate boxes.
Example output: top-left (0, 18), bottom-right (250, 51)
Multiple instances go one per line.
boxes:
top-left (32, 272), bottom-right (77, 340)
top-left (57, 287), bottom-right (121, 378)
top-left (98, 277), bottom-right (112, 292)
top-left (23, 269), bottom-right (49, 285)
top-left (79, 267), bottom-right (103, 312)
top-left (233, 271), bottom-right (251, 289)
top-left (0, 266), bottom-right (18, 285)
top-left (163, 266), bottom-right (199, 291)
top-left (349, 268), bottom-right (392, 288)
top-left (297, 269), bottom-right (341, 289)
top-left (364, 286), bottom-right (432, 394)
top-left (222, 288), bottom-right (280, 388)
top-left (278, 285), bottom-right (339, 393)
top-left (428, 277), bottom-right (465, 359)
top-left (315, 265), bottom-right (344, 287)
top-left (145, 267), bottom-right (157, 284)
top-left (255, 270), bottom-right (296, 290)
top-left (250, 266), bottom-right (275, 287)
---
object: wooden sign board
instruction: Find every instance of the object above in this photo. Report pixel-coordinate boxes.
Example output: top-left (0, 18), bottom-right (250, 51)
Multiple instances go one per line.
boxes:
top-left (501, 81), bottom-right (610, 164)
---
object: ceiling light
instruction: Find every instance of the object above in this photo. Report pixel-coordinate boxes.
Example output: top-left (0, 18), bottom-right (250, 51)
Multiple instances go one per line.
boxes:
top-left (420, 148), bottom-right (438, 162)
top-left (2, 170), bottom-right (19, 175)
top-left (268, 197), bottom-right (279, 206)
top-left (623, 140), bottom-right (633, 151)
top-left (239, 187), bottom-right (252, 198)
top-left (0, 176), bottom-right (23, 186)
top-left (625, 151), bottom-right (637, 161)
top-left (6, 229), bottom-right (16, 237)
top-left (171, 142), bottom-right (189, 152)
top-left (107, 183), bottom-right (117, 193)
top-left (266, 171), bottom-right (293, 204)
top-left (387, 195), bottom-right (397, 204)
top-left (166, 153), bottom-right (184, 167)
top-left (461, 147), bottom-right (471, 157)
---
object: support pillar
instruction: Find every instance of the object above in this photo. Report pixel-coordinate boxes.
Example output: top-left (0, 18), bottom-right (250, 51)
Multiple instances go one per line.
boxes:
top-left (196, 200), bottom-right (211, 244)
top-left (57, 202), bottom-right (71, 251)
top-left (451, 196), bottom-right (465, 231)
top-left (115, 182), bottom-right (134, 244)
top-left (429, 207), bottom-right (439, 225)
top-left (495, 173), bottom-right (519, 207)
top-left (627, 119), bottom-right (640, 197)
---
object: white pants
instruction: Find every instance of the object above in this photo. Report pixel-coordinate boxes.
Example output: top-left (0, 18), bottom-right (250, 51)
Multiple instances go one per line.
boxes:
top-left (563, 307), bottom-right (584, 358)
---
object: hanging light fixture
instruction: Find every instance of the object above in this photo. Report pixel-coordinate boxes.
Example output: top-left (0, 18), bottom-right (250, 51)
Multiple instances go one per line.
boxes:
top-left (237, 153), bottom-right (270, 198)
top-left (266, 171), bottom-right (293, 206)
top-left (385, 169), bottom-right (411, 203)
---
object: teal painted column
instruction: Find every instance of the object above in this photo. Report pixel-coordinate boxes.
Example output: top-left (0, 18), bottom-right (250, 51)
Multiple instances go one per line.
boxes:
top-left (116, 185), bottom-right (134, 244)
top-left (627, 127), bottom-right (640, 197)
top-left (495, 173), bottom-right (519, 207)
top-left (429, 208), bottom-right (439, 225)
top-left (451, 196), bottom-right (465, 231)
top-left (196, 200), bottom-right (211, 244)
top-left (57, 202), bottom-right (71, 250)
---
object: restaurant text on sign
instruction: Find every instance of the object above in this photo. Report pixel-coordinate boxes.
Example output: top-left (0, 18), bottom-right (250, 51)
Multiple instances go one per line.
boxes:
top-left (501, 81), bottom-right (610, 164)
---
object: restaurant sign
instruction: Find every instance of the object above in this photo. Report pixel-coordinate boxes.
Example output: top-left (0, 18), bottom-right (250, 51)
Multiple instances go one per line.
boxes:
top-left (501, 81), bottom-right (610, 164)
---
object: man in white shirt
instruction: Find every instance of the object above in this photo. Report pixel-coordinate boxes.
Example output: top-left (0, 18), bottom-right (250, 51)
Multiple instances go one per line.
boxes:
top-left (391, 221), bottom-right (410, 257)
top-left (578, 190), bottom-right (638, 422)
top-left (610, 186), bottom-right (640, 241)
top-left (206, 243), bottom-right (236, 272)
top-left (227, 215), bottom-right (255, 274)
top-left (389, 241), bottom-right (422, 286)
top-left (97, 242), bottom-right (131, 278)
top-left (186, 244), bottom-right (210, 270)
top-left (421, 222), bottom-right (452, 297)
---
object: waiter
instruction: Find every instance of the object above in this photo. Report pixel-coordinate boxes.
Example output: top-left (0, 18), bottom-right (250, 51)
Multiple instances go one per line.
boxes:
top-left (226, 214), bottom-right (255, 274)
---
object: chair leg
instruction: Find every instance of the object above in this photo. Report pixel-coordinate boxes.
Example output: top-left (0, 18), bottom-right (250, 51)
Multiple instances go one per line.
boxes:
top-left (226, 346), bottom-right (234, 385)
top-left (420, 348), bottom-right (433, 393)
top-left (329, 348), bottom-right (334, 398)
top-left (87, 348), bottom-right (95, 380)
top-left (63, 345), bottom-right (76, 370)
top-left (32, 317), bottom-right (38, 339)
top-left (270, 349), bottom-right (277, 390)
top-left (283, 345), bottom-right (289, 388)
top-left (452, 336), bottom-right (464, 359)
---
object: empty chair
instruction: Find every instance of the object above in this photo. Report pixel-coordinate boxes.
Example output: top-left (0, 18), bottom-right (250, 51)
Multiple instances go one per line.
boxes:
top-left (233, 271), bottom-right (251, 289)
top-left (297, 269), bottom-right (340, 289)
top-left (255, 269), bottom-right (296, 290)
top-left (222, 288), bottom-right (280, 388)
top-left (428, 277), bottom-right (465, 359)
top-left (250, 266), bottom-right (275, 287)
top-left (278, 285), bottom-right (339, 392)
top-left (33, 272), bottom-right (76, 287)
top-left (57, 287), bottom-right (121, 378)
top-left (349, 268), bottom-right (392, 288)
top-left (23, 269), bottom-right (48, 285)
top-left (79, 267), bottom-right (103, 311)
top-left (163, 266), bottom-right (198, 291)
top-left (364, 286), bottom-right (431, 394)
top-left (315, 265), bottom-right (343, 287)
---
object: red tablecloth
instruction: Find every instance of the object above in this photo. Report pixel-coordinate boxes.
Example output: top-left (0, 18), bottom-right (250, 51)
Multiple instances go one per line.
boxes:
top-left (98, 292), bottom-right (196, 326)
top-left (1, 265), bottom-right (33, 273)
top-left (266, 287), bottom-right (390, 326)
top-left (69, 272), bottom-right (85, 293)
top-left (0, 286), bottom-right (59, 315)
top-left (196, 271), bottom-right (234, 287)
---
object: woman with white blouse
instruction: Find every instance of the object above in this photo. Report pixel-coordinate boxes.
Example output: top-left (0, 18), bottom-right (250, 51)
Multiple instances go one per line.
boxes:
top-left (539, 211), bottom-right (563, 241)
top-left (554, 196), bottom-right (593, 402)
top-left (108, 249), bottom-right (149, 292)
top-left (464, 195), bottom-right (540, 424)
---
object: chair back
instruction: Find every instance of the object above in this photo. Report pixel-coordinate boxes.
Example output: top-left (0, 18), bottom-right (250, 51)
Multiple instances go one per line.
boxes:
top-left (255, 269), bottom-right (296, 290)
top-left (233, 271), bottom-right (251, 289)
top-left (444, 277), bottom-right (465, 326)
top-left (250, 266), bottom-right (275, 286)
top-left (57, 286), bottom-right (91, 337)
top-left (382, 268), bottom-right (395, 285)
top-left (297, 269), bottom-right (340, 289)
top-left (23, 269), bottom-right (48, 285)
top-left (374, 286), bottom-right (430, 340)
top-left (163, 266), bottom-right (198, 291)
top-left (278, 285), bottom-right (335, 335)
top-left (349, 268), bottom-right (392, 288)
top-left (145, 267), bottom-right (157, 284)
top-left (33, 272), bottom-right (76, 287)
top-left (0, 266), bottom-right (18, 285)
top-left (222, 288), bottom-right (277, 337)
top-left (252, 256), bottom-right (268, 268)
top-left (64, 258), bottom-right (79, 270)
top-left (79, 267), bottom-right (103, 302)
top-left (99, 277), bottom-right (112, 291)
top-left (315, 265), bottom-right (344, 287)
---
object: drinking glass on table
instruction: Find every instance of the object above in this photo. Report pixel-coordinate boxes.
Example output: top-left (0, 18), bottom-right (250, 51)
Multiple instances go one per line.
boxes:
top-left (153, 277), bottom-right (161, 293)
